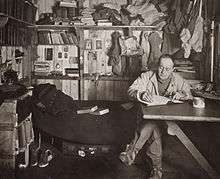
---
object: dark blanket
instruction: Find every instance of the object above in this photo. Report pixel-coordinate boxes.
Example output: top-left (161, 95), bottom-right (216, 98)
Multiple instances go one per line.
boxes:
top-left (33, 100), bottom-right (138, 145)
top-left (32, 83), bottom-right (77, 117)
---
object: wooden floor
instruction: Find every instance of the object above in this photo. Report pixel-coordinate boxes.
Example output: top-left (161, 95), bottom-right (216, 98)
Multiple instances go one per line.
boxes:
top-left (13, 134), bottom-right (218, 179)
top-left (1, 122), bottom-right (219, 179)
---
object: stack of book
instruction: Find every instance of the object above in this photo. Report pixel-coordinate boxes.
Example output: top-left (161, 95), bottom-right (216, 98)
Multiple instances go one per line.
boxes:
top-left (34, 61), bottom-right (51, 76)
top-left (80, 7), bottom-right (96, 25)
top-left (97, 19), bottom-right (112, 26)
top-left (65, 68), bottom-right (80, 77)
top-left (80, 16), bottom-right (95, 25)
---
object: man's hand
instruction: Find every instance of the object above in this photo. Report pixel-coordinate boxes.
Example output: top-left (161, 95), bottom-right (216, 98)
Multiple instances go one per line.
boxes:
top-left (172, 91), bottom-right (185, 101)
top-left (140, 90), bottom-right (153, 103)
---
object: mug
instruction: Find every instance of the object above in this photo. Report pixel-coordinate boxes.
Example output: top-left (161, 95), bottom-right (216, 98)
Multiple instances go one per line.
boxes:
top-left (193, 97), bottom-right (205, 108)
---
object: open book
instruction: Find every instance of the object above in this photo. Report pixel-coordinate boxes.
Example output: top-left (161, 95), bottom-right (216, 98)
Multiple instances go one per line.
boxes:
top-left (137, 94), bottom-right (183, 106)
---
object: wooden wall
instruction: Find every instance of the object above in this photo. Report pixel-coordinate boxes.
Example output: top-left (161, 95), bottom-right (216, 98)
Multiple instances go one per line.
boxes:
top-left (82, 80), bottom-right (132, 101)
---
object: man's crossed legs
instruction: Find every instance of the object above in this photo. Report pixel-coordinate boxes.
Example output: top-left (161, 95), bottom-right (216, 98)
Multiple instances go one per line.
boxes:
top-left (119, 121), bottom-right (163, 179)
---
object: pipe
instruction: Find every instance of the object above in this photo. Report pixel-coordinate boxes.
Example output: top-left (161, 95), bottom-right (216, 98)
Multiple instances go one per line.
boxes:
top-left (210, 20), bottom-right (215, 82)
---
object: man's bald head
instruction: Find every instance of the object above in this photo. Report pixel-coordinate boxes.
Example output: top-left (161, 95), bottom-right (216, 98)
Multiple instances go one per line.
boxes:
top-left (157, 54), bottom-right (174, 80)
top-left (158, 54), bottom-right (174, 68)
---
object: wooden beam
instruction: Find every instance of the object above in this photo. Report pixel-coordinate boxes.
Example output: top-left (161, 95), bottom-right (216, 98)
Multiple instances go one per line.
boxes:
top-left (167, 121), bottom-right (220, 179)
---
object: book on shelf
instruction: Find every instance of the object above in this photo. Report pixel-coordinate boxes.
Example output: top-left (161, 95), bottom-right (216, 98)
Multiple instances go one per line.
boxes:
top-left (175, 69), bottom-right (196, 73)
top-left (175, 65), bottom-right (194, 69)
top-left (43, 31), bottom-right (50, 44)
top-left (60, 31), bottom-right (70, 44)
top-left (47, 31), bottom-right (52, 44)
top-left (174, 59), bottom-right (193, 65)
top-left (97, 20), bottom-right (112, 26)
top-left (39, 30), bottom-right (78, 45)
top-left (65, 68), bottom-right (80, 77)
top-left (44, 48), bottom-right (53, 61)
top-left (38, 31), bottom-right (46, 44)
top-left (59, 1), bottom-right (77, 8)
top-left (50, 31), bottom-right (60, 44)
top-left (90, 108), bottom-right (109, 115)
top-left (58, 32), bottom-right (64, 44)
top-left (73, 21), bottom-right (84, 25)
top-left (66, 32), bottom-right (74, 44)
top-left (77, 106), bottom-right (98, 114)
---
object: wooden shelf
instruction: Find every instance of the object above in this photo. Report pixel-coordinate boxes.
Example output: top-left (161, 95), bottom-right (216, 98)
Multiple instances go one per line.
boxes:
top-left (29, 25), bottom-right (73, 31)
top-left (32, 74), bottom-right (135, 81)
top-left (30, 25), bottom-right (159, 31)
top-left (37, 44), bottom-right (76, 46)
top-left (76, 25), bottom-right (159, 31)
top-left (32, 75), bottom-right (80, 80)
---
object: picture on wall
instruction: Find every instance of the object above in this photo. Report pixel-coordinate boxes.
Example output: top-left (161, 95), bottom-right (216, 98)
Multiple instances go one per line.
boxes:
top-left (84, 39), bottom-right (93, 50)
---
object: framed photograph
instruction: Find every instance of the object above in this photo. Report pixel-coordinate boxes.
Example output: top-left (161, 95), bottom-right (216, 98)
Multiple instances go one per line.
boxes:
top-left (64, 53), bottom-right (68, 58)
top-left (96, 40), bottom-right (102, 49)
top-left (58, 52), bottom-right (62, 58)
top-left (63, 46), bottom-right (69, 52)
top-left (84, 39), bottom-right (93, 50)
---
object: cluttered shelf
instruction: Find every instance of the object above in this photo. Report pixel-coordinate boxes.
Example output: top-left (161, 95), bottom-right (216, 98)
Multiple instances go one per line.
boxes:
top-left (0, 13), bottom-right (34, 26)
top-left (30, 24), bottom-right (160, 31)
top-left (32, 73), bottom-right (135, 81)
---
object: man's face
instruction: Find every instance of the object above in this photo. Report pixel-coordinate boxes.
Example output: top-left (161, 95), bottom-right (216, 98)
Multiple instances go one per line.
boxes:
top-left (157, 57), bottom-right (174, 80)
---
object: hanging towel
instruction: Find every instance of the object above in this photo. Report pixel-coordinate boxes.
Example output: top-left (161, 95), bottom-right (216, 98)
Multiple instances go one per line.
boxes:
top-left (188, 0), bottom-right (204, 52)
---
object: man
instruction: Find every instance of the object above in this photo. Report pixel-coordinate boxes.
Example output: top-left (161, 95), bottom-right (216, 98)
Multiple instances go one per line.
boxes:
top-left (119, 54), bottom-right (192, 179)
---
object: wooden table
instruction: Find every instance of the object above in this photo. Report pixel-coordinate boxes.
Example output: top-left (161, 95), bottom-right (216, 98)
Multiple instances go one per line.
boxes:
top-left (141, 100), bottom-right (220, 179)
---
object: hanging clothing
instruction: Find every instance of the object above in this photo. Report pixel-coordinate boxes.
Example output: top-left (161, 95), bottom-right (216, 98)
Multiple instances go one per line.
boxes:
top-left (180, 28), bottom-right (192, 58)
top-left (164, 0), bottom-right (190, 34)
top-left (162, 32), bottom-right (182, 55)
top-left (148, 32), bottom-right (163, 70)
top-left (119, 36), bottom-right (143, 56)
top-left (180, 0), bottom-right (204, 58)
top-left (188, 0), bottom-right (204, 52)
top-left (140, 31), bottom-right (151, 71)
top-left (107, 31), bottom-right (126, 76)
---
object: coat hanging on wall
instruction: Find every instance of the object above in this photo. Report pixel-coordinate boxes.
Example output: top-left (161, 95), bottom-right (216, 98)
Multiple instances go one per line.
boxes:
top-left (0, 15), bottom-right (8, 28)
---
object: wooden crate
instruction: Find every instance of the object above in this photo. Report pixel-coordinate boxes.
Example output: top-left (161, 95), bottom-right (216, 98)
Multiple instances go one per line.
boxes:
top-left (0, 100), bottom-right (18, 170)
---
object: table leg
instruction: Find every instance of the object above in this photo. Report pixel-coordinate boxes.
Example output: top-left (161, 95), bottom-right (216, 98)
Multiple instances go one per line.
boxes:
top-left (166, 121), bottom-right (219, 179)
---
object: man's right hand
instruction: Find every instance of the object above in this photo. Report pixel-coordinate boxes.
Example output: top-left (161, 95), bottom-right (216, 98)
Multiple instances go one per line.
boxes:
top-left (140, 90), bottom-right (153, 103)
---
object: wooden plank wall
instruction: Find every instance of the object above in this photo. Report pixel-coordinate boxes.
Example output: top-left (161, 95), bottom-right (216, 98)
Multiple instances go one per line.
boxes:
top-left (83, 80), bottom-right (132, 101)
